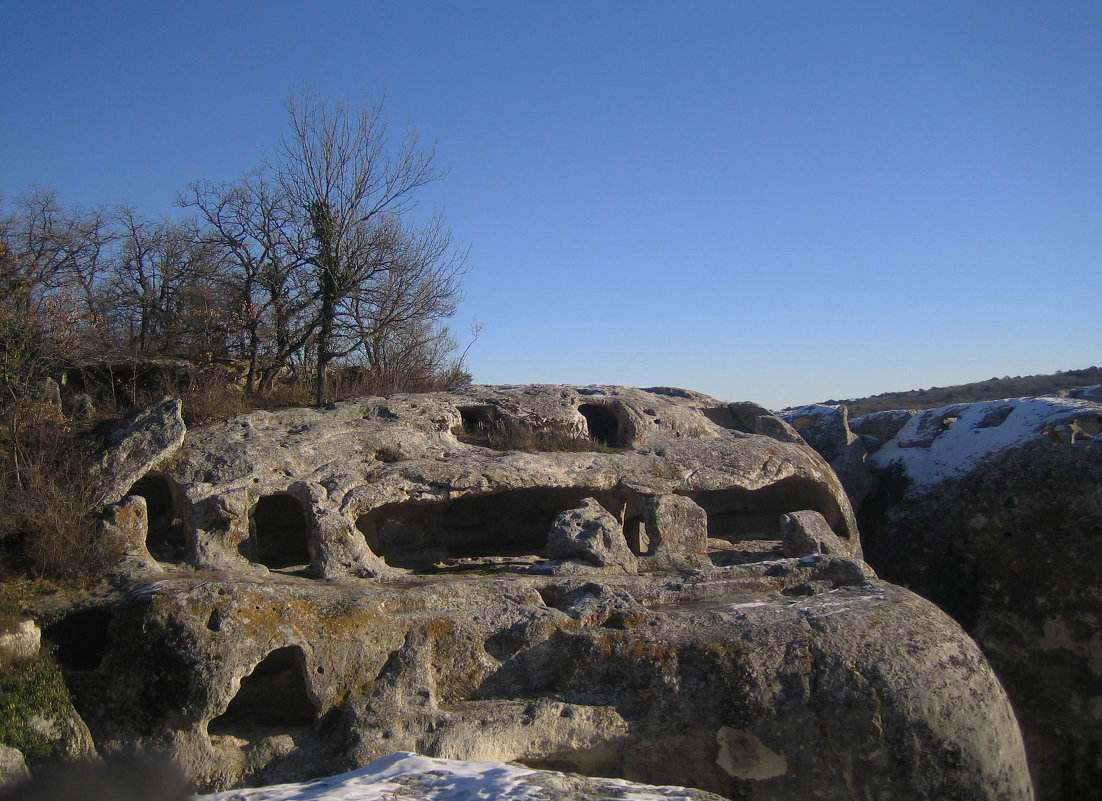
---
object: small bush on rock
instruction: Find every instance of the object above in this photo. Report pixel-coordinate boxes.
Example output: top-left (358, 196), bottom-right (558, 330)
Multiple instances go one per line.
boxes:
top-left (0, 403), bottom-right (120, 585)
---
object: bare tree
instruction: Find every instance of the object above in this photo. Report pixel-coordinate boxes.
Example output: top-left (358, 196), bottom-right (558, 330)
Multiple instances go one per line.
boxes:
top-left (108, 208), bottom-right (224, 359)
top-left (181, 170), bottom-right (313, 391)
top-left (0, 187), bottom-right (119, 386)
top-left (273, 87), bottom-right (468, 404)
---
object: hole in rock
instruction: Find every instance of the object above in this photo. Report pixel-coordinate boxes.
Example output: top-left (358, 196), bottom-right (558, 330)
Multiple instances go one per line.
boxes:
top-left (578, 403), bottom-right (629, 447)
top-left (208, 646), bottom-right (318, 736)
top-left (935, 414), bottom-right (960, 436)
top-left (687, 476), bottom-right (848, 564)
top-left (129, 472), bottom-right (186, 563)
top-left (45, 608), bottom-right (113, 671)
top-left (248, 494), bottom-right (311, 570)
top-left (976, 406), bottom-right (1014, 429)
top-left (458, 405), bottom-right (497, 437)
top-left (356, 488), bottom-right (638, 571)
top-left (623, 515), bottom-right (646, 555)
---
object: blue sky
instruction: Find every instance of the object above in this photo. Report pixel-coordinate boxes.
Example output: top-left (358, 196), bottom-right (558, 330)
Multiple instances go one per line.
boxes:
top-left (3, 1), bottom-right (1099, 408)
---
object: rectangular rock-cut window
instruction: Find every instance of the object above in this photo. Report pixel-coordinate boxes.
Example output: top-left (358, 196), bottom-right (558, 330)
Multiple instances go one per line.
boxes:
top-left (248, 493), bottom-right (312, 570)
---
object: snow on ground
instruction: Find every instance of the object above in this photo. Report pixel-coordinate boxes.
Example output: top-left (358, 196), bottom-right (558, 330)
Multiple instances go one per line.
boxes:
top-left (192, 752), bottom-right (713, 801)
top-left (866, 396), bottom-right (1102, 491)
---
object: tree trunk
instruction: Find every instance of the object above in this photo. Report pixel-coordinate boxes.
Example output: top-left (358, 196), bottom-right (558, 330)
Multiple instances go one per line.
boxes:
top-left (315, 267), bottom-right (336, 406)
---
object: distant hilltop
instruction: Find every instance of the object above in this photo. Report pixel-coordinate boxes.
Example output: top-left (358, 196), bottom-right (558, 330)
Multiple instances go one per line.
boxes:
top-left (818, 366), bottom-right (1102, 417)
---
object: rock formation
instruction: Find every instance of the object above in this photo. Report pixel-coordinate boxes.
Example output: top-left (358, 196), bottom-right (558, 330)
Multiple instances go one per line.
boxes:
top-left (855, 394), bottom-right (1102, 800)
top-left (779, 404), bottom-right (871, 508)
top-left (29, 385), bottom-right (1032, 799)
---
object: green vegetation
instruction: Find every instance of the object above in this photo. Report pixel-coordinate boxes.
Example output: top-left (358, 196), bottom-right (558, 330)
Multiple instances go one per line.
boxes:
top-left (823, 366), bottom-right (1102, 417)
top-left (0, 650), bottom-right (76, 763)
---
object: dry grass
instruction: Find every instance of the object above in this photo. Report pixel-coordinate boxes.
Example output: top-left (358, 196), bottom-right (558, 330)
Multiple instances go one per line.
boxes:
top-left (0, 404), bottom-right (122, 585)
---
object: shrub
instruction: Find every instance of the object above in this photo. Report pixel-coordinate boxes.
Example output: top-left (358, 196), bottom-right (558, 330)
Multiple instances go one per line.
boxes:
top-left (0, 402), bottom-right (121, 585)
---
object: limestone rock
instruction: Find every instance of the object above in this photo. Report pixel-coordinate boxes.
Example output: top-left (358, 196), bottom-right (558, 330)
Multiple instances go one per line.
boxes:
top-left (119, 385), bottom-right (860, 576)
top-left (726, 402), bottom-right (803, 443)
top-left (849, 408), bottom-right (916, 454)
top-left (92, 396), bottom-right (186, 506)
top-left (860, 394), bottom-right (1102, 800)
top-left (780, 510), bottom-right (847, 557)
top-left (1068, 384), bottom-right (1102, 402)
top-left (54, 569), bottom-right (1030, 799)
top-left (0, 620), bottom-right (41, 664)
top-left (59, 385), bottom-right (1033, 798)
top-left (779, 404), bottom-right (870, 508)
top-left (545, 498), bottom-right (637, 574)
top-left (639, 493), bottom-right (709, 571)
top-left (866, 396), bottom-right (1102, 491)
top-left (0, 745), bottom-right (30, 788)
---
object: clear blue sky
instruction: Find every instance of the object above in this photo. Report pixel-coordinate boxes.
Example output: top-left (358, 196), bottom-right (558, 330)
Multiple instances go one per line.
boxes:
top-left (3, 1), bottom-right (1099, 409)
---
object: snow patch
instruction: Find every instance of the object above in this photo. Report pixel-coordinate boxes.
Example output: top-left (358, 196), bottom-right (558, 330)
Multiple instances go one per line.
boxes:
top-left (868, 396), bottom-right (1102, 491)
top-left (192, 752), bottom-right (712, 801)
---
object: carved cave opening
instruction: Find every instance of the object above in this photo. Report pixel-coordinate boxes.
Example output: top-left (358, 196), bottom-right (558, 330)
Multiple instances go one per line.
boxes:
top-left (686, 476), bottom-right (847, 543)
top-left (207, 646), bottom-right (318, 737)
top-left (356, 488), bottom-right (643, 570)
top-left (129, 472), bottom-right (186, 563)
top-left (247, 494), bottom-right (312, 570)
top-left (458, 405), bottom-right (498, 437)
top-left (45, 608), bottom-right (113, 671)
top-left (578, 403), bottom-right (627, 448)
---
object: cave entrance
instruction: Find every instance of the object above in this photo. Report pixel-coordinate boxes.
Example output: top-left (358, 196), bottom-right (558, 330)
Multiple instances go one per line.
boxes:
top-left (578, 404), bottom-right (627, 447)
top-left (458, 405), bottom-right (497, 436)
top-left (686, 477), bottom-right (845, 541)
top-left (686, 477), bottom-right (848, 566)
top-left (44, 608), bottom-right (113, 671)
top-left (356, 487), bottom-right (642, 571)
top-left (129, 472), bottom-right (185, 563)
top-left (208, 646), bottom-right (318, 737)
top-left (248, 494), bottom-right (311, 570)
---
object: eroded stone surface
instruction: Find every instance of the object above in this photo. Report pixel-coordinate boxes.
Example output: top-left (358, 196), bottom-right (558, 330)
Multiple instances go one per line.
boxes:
top-left (106, 385), bottom-right (861, 580)
top-left (545, 498), bottom-right (637, 574)
top-left (92, 396), bottom-right (186, 506)
top-left (0, 745), bottom-right (30, 788)
top-left (780, 510), bottom-right (847, 558)
top-left (57, 568), bottom-right (1030, 799)
top-left (780, 404), bottom-right (871, 508)
top-left (854, 394), bottom-right (1102, 801)
top-left (48, 385), bottom-right (1034, 799)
